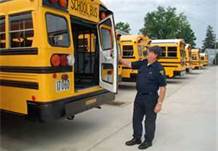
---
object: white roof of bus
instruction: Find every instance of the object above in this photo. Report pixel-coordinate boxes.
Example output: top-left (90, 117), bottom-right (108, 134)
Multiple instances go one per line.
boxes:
top-left (151, 39), bottom-right (185, 44)
top-left (185, 44), bottom-right (191, 49)
top-left (200, 53), bottom-right (206, 56)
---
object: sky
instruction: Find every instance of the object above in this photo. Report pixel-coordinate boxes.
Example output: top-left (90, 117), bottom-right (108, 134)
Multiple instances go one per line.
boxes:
top-left (102, 0), bottom-right (217, 48)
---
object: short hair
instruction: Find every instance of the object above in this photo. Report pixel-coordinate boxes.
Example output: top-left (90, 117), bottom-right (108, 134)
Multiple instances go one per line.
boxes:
top-left (148, 46), bottom-right (163, 57)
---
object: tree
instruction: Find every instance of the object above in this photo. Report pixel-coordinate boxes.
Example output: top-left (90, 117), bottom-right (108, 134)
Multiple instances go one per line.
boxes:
top-left (202, 25), bottom-right (216, 51)
top-left (116, 22), bottom-right (131, 34)
top-left (139, 6), bottom-right (196, 47)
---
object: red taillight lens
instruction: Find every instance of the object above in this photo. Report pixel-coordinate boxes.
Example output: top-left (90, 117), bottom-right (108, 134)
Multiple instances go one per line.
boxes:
top-left (51, 54), bottom-right (61, 67)
top-left (51, 54), bottom-right (70, 67)
top-left (49, 0), bottom-right (58, 3)
top-left (58, 0), bottom-right (67, 8)
top-left (60, 55), bottom-right (68, 66)
top-left (61, 74), bottom-right (69, 80)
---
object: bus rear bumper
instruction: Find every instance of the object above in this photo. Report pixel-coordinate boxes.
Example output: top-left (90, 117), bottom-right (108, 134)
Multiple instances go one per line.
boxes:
top-left (27, 90), bottom-right (115, 122)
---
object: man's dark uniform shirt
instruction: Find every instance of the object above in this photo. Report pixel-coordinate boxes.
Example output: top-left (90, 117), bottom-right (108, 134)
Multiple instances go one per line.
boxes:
top-left (130, 59), bottom-right (167, 143)
top-left (132, 59), bottom-right (167, 94)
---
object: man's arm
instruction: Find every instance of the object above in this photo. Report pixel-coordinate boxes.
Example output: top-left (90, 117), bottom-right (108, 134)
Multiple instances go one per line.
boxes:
top-left (120, 59), bottom-right (131, 68)
top-left (119, 58), bottom-right (145, 69)
top-left (154, 86), bottom-right (166, 113)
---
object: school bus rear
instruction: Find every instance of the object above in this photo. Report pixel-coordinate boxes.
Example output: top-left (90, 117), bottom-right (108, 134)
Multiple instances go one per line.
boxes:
top-left (200, 53), bottom-right (208, 67)
top-left (191, 49), bottom-right (201, 69)
top-left (151, 39), bottom-right (186, 78)
top-left (120, 35), bottom-right (150, 81)
top-left (185, 44), bottom-right (192, 72)
top-left (0, 0), bottom-right (118, 122)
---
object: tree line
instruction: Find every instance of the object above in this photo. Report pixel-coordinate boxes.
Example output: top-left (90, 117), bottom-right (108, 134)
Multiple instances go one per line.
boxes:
top-left (116, 6), bottom-right (217, 50)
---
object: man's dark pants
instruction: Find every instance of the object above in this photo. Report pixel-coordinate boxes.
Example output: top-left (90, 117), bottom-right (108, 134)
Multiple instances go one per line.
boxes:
top-left (133, 92), bottom-right (158, 143)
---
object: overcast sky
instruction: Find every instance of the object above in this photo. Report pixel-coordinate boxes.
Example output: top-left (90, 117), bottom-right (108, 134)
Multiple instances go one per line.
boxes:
top-left (102, 0), bottom-right (217, 47)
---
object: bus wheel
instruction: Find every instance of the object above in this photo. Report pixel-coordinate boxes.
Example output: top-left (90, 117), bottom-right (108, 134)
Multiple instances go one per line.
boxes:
top-left (67, 115), bottom-right (75, 120)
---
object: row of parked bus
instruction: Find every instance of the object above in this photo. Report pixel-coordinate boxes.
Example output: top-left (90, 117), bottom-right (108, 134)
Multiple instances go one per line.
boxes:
top-left (117, 34), bottom-right (208, 81)
top-left (0, 0), bottom-right (208, 122)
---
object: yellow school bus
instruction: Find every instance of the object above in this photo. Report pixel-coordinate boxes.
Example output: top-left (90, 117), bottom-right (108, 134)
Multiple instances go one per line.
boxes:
top-left (151, 39), bottom-right (186, 78)
top-left (120, 34), bottom-right (151, 81)
top-left (191, 49), bottom-right (202, 69)
top-left (200, 53), bottom-right (208, 67)
top-left (185, 44), bottom-right (192, 72)
top-left (0, 0), bottom-right (118, 122)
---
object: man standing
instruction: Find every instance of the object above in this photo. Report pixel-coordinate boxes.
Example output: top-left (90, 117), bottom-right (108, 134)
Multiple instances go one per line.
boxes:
top-left (120, 46), bottom-right (167, 150)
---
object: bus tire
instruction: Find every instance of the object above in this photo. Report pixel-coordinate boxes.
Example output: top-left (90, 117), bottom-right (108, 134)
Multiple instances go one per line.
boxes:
top-left (67, 115), bottom-right (75, 120)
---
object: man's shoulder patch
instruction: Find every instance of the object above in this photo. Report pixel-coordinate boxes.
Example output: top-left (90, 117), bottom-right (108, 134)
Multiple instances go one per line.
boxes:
top-left (160, 70), bottom-right (164, 75)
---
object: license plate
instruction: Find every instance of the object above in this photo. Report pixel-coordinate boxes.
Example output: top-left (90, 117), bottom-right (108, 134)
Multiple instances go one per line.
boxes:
top-left (56, 80), bottom-right (70, 92)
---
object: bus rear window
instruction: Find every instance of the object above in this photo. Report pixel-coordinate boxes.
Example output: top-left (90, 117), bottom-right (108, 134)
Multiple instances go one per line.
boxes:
top-left (138, 45), bottom-right (144, 56)
top-left (78, 38), bottom-right (88, 52)
top-left (9, 12), bottom-right (34, 48)
top-left (0, 16), bottom-right (5, 48)
top-left (192, 55), bottom-right (197, 60)
top-left (100, 28), bottom-right (113, 50)
top-left (46, 14), bottom-right (70, 47)
top-left (160, 47), bottom-right (166, 57)
top-left (168, 47), bottom-right (177, 57)
top-left (123, 45), bottom-right (133, 57)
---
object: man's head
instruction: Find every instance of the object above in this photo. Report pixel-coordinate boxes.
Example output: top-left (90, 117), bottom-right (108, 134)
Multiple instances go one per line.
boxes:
top-left (147, 46), bottom-right (162, 62)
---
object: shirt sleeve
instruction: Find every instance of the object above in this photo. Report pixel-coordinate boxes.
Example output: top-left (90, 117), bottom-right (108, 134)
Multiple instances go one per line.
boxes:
top-left (131, 59), bottom-right (146, 69)
top-left (158, 66), bottom-right (167, 87)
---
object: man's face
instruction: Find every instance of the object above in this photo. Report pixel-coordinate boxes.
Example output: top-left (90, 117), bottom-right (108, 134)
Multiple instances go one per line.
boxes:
top-left (147, 50), bottom-right (158, 62)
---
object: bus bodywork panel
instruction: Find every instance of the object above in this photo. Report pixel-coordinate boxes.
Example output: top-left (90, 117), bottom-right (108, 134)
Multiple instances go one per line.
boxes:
top-left (151, 39), bottom-right (186, 78)
top-left (185, 44), bottom-right (192, 72)
top-left (0, 0), bottom-right (118, 121)
top-left (191, 49), bottom-right (202, 69)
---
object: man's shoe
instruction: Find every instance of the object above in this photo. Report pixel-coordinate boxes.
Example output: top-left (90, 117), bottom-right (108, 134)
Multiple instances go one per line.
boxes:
top-left (138, 141), bottom-right (152, 150)
top-left (125, 138), bottom-right (141, 146)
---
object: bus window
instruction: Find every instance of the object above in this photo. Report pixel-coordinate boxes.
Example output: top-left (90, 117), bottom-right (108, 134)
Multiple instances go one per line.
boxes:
top-left (78, 37), bottom-right (88, 52)
top-left (192, 55), bottom-right (197, 60)
top-left (160, 46), bottom-right (166, 57)
top-left (46, 13), bottom-right (70, 47)
top-left (168, 47), bottom-right (177, 57)
top-left (9, 12), bottom-right (34, 48)
top-left (0, 16), bottom-right (5, 48)
top-left (123, 45), bottom-right (133, 57)
top-left (100, 28), bottom-right (113, 50)
top-left (138, 45), bottom-right (144, 56)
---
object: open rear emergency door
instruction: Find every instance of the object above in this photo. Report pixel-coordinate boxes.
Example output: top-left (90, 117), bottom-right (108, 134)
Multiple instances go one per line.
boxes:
top-left (97, 15), bottom-right (118, 93)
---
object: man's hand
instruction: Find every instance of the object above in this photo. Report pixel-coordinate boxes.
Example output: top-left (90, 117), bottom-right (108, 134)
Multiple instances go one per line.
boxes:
top-left (154, 103), bottom-right (162, 113)
top-left (119, 58), bottom-right (131, 68)
top-left (154, 86), bottom-right (166, 113)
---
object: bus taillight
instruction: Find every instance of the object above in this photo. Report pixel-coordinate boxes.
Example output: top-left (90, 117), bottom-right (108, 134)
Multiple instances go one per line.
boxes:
top-left (58, 0), bottom-right (67, 8)
top-left (51, 54), bottom-right (71, 67)
top-left (61, 74), bottom-right (69, 80)
top-left (60, 55), bottom-right (68, 66)
top-left (51, 54), bottom-right (61, 67)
